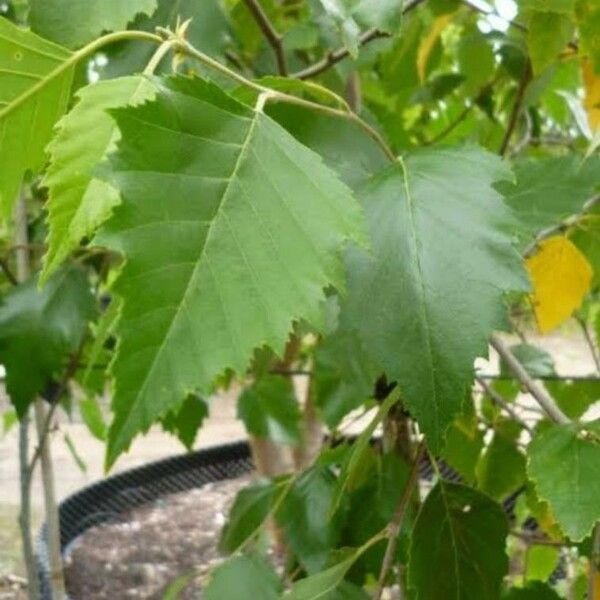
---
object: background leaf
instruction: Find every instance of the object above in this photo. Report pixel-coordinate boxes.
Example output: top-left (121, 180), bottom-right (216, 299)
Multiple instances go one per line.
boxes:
top-left (528, 419), bottom-right (600, 541)
top-left (29, 0), bottom-right (157, 48)
top-left (0, 17), bottom-right (73, 216)
top-left (408, 481), bottom-right (509, 599)
top-left (0, 267), bottom-right (96, 414)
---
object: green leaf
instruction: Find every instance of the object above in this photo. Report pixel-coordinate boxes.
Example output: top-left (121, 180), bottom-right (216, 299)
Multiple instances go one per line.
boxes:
top-left (577, 0), bottom-right (600, 74)
top-left (161, 393), bottom-right (208, 450)
top-left (527, 12), bottom-right (574, 75)
top-left (204, 554), bottom-right (281, 600)
top-left (220, 479), bottom-right (279, 554)
top-left (407, 481), bottom-right (509, 600)
top-left (350, 0), bottom-right (403, 32)
top-left (313, 326), bottom-right (378, 428)
top-left (315, 0), bottom-right (361, 58)
top-left (501, 343), bottom-right (556, 378)
top-left (97, 76), bottom-right (366, 467)
top-left (503, 581), bottom-right (562, 599)
top-left (277, 466), bottom-right (339, 573)
top-left (545, 379), bottom-right (600, 419)
top-left (0, 267), bottom-right (96, 415)
top-left (441, 413), bottom-right (485, 484)
top-left (341, 147), bottom-right (528, 451)
top-left (99, 0), bottom-right (231, 79)
top-left (79, 397), bottom-right (107, 441)
top-left (2, 408), bottom-right (17, 436)
top-left (29, 0), bottom-right (157, 48)
top-left (518, 0), bottom-right (574, 14)
top-left (0, 16), bottom-right (74, 217)
top-left (476, 428), bottom-right (527, 500)
top-left (285, 543), bottom-right (377, 600)
top-left (457, 30), bottom-right (496, 94)
top-left (237, 374), bottom-right (301, 445)
top-left (528, 419), bottom-right (600, 541)
top-left (41, 76), bottom-right (157, 283)
top-left (63, 432), bottom-right (87, 472)
top-left (525, 545), bottom-right (559, 582)
top-left (497, 155), bottom-right (600, 244)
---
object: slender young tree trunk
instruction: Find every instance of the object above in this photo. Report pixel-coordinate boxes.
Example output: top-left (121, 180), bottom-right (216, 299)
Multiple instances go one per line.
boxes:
top-left (14, 196), bottom-right (66, 599)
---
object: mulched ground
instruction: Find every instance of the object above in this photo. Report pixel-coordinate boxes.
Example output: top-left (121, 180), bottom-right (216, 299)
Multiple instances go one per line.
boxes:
top-left (64, 476), bottom-right (250, 599)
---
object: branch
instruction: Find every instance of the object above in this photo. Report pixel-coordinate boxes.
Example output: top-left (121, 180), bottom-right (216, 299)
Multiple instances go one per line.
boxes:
top-left (577, 316), bottom-right (600, 375)
top-left (373, 442), bottom-right (425, 600)
top-left (588, 523), bottom-right (600, 600)
top-left (243, 0), bottom-right (288, 75)
top-left (499, 61), bottom-right (532, 157)
top-left (292, 0), bottom-right (427, 80)
top-left (475, 375), bottom-right (534, 434)
top-left (490, 335), bottom-right (571, 425)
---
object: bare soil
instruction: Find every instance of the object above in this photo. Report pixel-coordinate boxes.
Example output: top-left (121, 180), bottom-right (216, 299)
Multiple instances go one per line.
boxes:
top-left (64, 476), bottom-right (249, 600)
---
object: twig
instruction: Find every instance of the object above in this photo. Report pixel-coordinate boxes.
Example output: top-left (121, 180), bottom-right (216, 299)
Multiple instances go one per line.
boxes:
top-left (475, 376), bottom-right (534, 434)
top-left (292, 0), bottom-right (426, 80)
top-left (373, 442), bottom-right (425, 600)
top-left (243, 0), bottom-right (288, 75)
top-left (14, 197), bottom-right (40, 600)
top-left (510, 530), bottom-right (569, 547)
top-left (577, 316), bottom-right (600, 375)
top-left (499, 61), bottom-right (531, 157)
top-left (588, 523), bottom-right (600, 600)
top-left (0, 256), bottom-right (17, 285)
top-left (490, 335), bottom-right (570, 425)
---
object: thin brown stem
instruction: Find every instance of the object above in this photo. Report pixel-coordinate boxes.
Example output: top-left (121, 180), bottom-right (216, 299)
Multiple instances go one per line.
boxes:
top-left (490, 335), bottom-right (570, 425)
top-left (243, 0), bottom-right (288, 75)
top-left (588, 523), bottom-right (600, 600)
top-left (373, 442), bottom-right (425, 600)
top-left (577, 316), bottom-right (600, 375)
top-left (499, 61), bottom-right (531, 157)
top-left (510, 530), bottom-right (569, 547)
top-left (292, 0), bottom-right (426, 80)
top-left (475, 375), bottom-right (534, 434)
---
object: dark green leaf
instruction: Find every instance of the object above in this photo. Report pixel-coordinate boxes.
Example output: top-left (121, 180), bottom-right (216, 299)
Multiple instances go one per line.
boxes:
top-left (220, 479), bottom-right (280, 554)
top-left (161, 394), bottom-right (208, 450)
top-left (341, 146), bottom-right (528, 451)
top-left (527, 12), bottom-right (574, 75)
top-left (0, 267), bottom-right (96, 414)
top-left (238, 375), bottom-right (301, 445)
top-left (441, 414), bottom-right (485, 484)
top-left (408, 481), bottom-right (509, 599)
top-left (97, 76), bottom-right (366, 467)
top-left (503, 581), bottom-right (562, 599)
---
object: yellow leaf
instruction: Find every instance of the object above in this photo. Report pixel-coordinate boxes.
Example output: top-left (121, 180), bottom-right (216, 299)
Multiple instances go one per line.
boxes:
top-left (526, 236), bottom-right (593, 333)
top-left (417, 14), bottom-right (453, 83)
top-left (582, 58), bottom-right (600, 132)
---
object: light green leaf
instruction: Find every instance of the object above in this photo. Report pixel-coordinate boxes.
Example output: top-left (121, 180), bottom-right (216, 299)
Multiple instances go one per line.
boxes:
top-left (79, 397), bottom-right (107, 441)
top-left (0, 267), bottom-right (96, 415)
top-left (497, 155), bottom-right (600, 245)
top-left (528, 419), bottom-right (600, 541)
top-left (29, 0), bottom-right (157, 48)
top-left (441, 413), bottom-right (485, 484)
top-left (518, 0), bottom-right (574, 14)
top-left (476, 428), bottom-right (526, 500)
top-left (341, 147), bottom-right (528, 451)
top-left (2, 408), bottom-right (17, 436)
top-left (204, 554), bottom-right (281, 600)
top-left (527, 12), bottom-right (574, 75)
top-left (408, 481), bottom-right (509, 600)
top-left (350, 0), bottom-right (403, 32)
top-left (161, 393), bottom-right (208, 450)
top-left (285, 542), bottom-right (377, 600)
top-left (0, 16), bottom-right (74, 217)
top-left (97, 76), bottom-right (366, 467)
top-left (41, 76), bottom-right (157, 283)
top-left (237, 374), bottom-right (301, 445)
top-left (525, 545), bottom-right (559, 582)
top-left (458, 30), bottom-right (496, 94)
